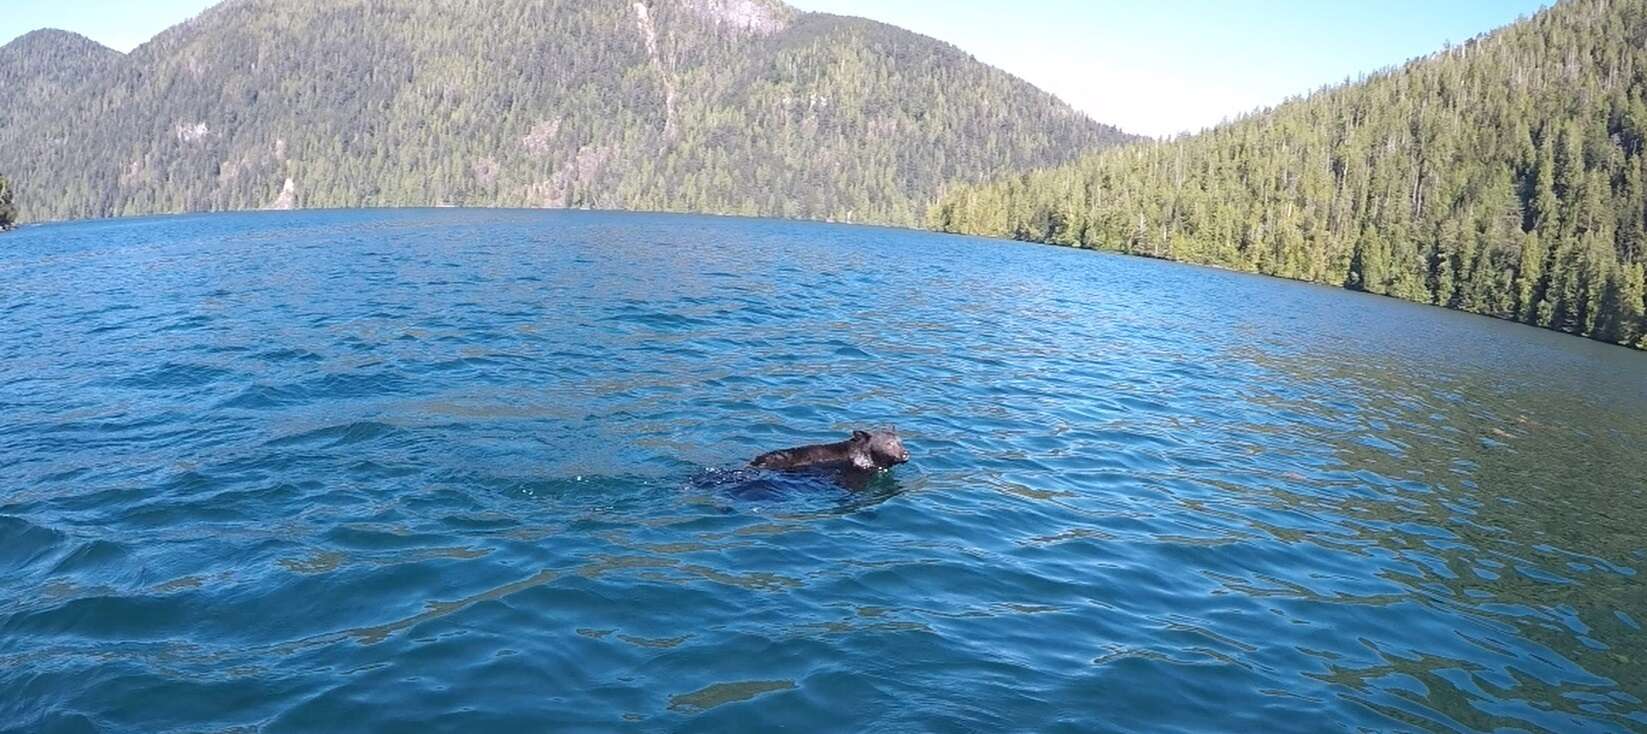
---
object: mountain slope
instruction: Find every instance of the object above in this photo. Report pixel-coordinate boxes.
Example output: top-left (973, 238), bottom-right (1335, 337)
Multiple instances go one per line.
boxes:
top-left (0, 0), bottom-right (1135, 227)
top-left (933, 0), bottom-right (1647, 349)
top-left (0, 29), bottom-right (122, 133)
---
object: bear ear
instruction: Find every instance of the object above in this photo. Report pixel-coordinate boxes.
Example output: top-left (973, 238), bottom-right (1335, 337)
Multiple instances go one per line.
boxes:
top-left (852, 430), bottom-right (871, 442)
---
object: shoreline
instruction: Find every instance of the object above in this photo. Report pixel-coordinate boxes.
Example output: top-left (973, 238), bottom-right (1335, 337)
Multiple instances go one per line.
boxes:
top-left (10, 203), bottom-right (1644, 354)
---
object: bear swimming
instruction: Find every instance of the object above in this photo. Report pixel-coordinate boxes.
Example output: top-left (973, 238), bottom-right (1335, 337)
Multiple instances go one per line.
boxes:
top-left (751, 429), bottom-right (909, 488)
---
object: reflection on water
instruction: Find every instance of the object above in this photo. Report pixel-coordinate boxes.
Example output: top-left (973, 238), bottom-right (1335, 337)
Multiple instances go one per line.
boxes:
top-left (0, 209), bottom-right (1643, 733)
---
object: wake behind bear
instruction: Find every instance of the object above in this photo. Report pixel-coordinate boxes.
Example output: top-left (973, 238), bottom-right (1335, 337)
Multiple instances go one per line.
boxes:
top-left (751, 429), bottom-right (909, 489)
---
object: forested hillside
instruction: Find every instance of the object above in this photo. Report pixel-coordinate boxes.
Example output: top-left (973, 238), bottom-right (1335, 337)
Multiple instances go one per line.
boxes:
top-left (932, 0), bottom-right (1647, 349)
top-left (0, 0), bottom-right (1133, 227)
top-left (0, 29), bottom-right (122, 133)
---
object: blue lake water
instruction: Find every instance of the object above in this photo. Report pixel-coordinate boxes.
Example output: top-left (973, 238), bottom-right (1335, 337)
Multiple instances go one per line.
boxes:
top-left (1, 208), bottom-right (1644, 733)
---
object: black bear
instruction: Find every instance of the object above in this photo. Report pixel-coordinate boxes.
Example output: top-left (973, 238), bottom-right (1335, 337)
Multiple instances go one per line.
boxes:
top-left (751, 428), bottom-right (909, 488)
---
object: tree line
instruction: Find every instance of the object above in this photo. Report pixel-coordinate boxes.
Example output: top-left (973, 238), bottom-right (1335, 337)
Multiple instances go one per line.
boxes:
top-left (932, 0), bottom-right (1647, 349)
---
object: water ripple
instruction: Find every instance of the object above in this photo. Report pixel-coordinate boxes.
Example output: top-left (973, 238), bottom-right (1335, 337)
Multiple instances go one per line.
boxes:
top-left (0, 209), bottom-right (1643, 733)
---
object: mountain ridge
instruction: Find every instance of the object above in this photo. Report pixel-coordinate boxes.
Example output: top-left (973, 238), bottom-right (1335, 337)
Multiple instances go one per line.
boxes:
top-left (0, 0), bottom-right (1137, 227)
top-left (0, 29), bottom-right (122, 133)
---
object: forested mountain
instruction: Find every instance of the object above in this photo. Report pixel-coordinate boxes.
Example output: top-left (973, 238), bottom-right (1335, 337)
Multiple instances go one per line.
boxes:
top-left (0, 29), bottom-right (122, 133)
top-left (932, 0), bottom-right (1647, 349)
top-left (0, 0), bottom-right (1133, 227)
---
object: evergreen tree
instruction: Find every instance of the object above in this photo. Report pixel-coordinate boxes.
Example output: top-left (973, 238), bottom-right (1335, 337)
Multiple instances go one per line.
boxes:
top-left (934, 0), bottom-right (1647, 349)
top-left (0, 175), bottom-right (15, 230)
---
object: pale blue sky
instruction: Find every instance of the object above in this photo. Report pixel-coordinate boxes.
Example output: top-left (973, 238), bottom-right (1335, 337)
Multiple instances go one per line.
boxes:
top-left (2, 0), bottom-right (1550, 137)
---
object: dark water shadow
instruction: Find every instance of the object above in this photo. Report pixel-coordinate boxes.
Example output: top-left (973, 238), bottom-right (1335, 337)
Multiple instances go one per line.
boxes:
top-left (686, 466), bottom-right (908, 514)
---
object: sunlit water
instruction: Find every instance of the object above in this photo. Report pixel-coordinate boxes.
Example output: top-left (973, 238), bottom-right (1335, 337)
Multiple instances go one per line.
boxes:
top-left (2, 209), bottom-right (1644, 733)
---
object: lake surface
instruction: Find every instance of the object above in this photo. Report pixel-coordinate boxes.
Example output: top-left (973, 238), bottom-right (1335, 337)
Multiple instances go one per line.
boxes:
top-left (1, 209), bottom-right (1644, 733)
